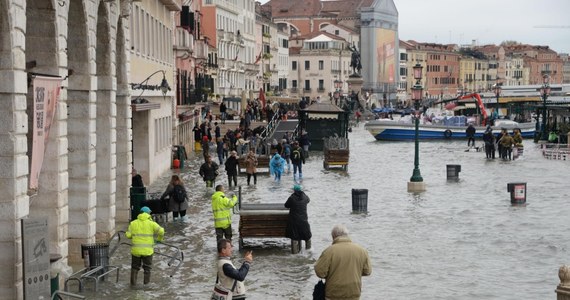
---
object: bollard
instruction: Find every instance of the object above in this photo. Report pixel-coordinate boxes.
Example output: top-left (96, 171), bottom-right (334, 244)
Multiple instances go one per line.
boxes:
top-left (507, 182), bottom-right (527, 204)
top-left (351, 189), bottom-right (368, 213)
top-left (446, 164), bottom-right (461, 180)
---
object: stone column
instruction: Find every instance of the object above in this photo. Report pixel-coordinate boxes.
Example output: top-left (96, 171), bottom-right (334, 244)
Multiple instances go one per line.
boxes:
top-left (95, 75), bottom-right (117, 240)
top-left (0, 69), bottom-right (29, 300)
top-left (556, 265), bottom-right (570, 300)
top-left (115, 18), bottom-right (132, 223)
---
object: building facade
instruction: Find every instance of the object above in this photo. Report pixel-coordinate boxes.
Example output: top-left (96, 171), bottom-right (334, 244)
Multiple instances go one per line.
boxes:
top-left (0, 0), bottom-right (139, 298)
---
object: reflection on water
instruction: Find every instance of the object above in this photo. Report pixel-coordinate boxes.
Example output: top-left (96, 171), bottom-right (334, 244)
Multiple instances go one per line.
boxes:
top-left (77, 125), bottom-right (569, 299)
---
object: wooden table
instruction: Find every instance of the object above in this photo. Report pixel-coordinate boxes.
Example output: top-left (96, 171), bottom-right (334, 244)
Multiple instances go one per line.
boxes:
top-left (238, 203), bottom-right (290, 250)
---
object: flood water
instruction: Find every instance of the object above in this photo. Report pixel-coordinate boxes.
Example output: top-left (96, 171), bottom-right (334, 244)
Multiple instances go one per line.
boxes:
top-left (76, 125), bottom-right (569, 300)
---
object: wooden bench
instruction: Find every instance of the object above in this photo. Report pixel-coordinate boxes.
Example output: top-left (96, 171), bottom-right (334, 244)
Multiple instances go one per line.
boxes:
top-left (324, 149), bottom-right (349, 171)
top-left (237, 155), bottom-right (271, 174)
top-left (238, 203), bottom-right (292, 251)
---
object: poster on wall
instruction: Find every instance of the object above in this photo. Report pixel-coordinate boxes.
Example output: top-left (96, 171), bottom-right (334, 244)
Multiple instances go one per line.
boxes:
top-left (22, 217), bottom-right (50, 299)
top-left (376, 29), bottom-right (396, 85)
top-left (30, 75), bottom-right (61, 191)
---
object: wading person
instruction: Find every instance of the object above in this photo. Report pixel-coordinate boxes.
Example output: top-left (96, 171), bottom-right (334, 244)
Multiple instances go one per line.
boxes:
top-left (482, 126), bottom-right (495, 159)
top-left (126, 206), bottom-right (164, 286)
top-left (290, 142), bottom-right (305, 182)
top-left (314, 224), bottom-right (372, 300)
top-left (245, 150), bottom-right (258, 185)
top-left (159, 175), bottom-right (189, 222)
top-left (284, 184), bottom-right (312, 252)
top-left (269, 153), bottom-right (286, 182)
top-left (466, 123), bottom-right (476, 147)
top-left (211, 185), bottom-right (238, 241)
top-left (224, 150), bottom-right (239, 188)
top-left (199, 155), bottom-right (219, 188)
top-left (214, 239), bottom-right (253, 299)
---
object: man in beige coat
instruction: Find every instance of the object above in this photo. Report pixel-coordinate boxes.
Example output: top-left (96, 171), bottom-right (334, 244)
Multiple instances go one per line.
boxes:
top-left (314, 224), bottom-right (372, 300)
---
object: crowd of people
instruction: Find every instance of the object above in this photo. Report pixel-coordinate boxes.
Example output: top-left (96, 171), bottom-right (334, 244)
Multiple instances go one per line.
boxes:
top-left (477, 126), bottom-right (524, 160)
top-left (127, 97), bottom-right (373, 299)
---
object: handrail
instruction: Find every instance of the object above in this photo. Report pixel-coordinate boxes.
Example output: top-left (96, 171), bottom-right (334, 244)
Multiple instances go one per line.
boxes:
top-left (108, 230), bottom-right (131, 258)
top-left (256, 111), bottom-right (282, 153)
top-left (109, 230), bottom-right (183, 277)
top-left (154, 242), bottom-right (184, 277)
top-left (52, 290), bottom-right (85, 300)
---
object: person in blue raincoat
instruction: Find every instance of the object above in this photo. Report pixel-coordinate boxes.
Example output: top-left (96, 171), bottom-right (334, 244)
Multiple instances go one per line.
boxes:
top-left (269, 153), bottom-right (286, 182)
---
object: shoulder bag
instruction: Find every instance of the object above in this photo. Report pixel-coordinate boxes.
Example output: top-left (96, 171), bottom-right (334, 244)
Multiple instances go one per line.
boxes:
top-left (313, 279), bottom-right (325, 300)
top-left (211, 275), bottom-right (237, 300)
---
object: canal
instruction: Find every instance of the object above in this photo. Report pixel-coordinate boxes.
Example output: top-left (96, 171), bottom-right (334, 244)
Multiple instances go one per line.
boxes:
top-left (76, 124), bottom-right (569, 299)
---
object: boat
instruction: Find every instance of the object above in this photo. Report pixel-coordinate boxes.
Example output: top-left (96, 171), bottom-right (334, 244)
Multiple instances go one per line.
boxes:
top-left (364, 118), bottom-right (536, 141)
top-left (365, 92), bottom-right (536, 141)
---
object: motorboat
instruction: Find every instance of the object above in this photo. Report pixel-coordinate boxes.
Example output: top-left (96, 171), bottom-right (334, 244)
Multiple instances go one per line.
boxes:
top-left (364, 118), bottom-right (536, 141)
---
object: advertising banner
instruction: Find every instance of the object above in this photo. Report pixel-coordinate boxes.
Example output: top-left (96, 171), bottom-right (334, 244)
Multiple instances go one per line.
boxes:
top-left (30, 76), bottom-right (61, 190)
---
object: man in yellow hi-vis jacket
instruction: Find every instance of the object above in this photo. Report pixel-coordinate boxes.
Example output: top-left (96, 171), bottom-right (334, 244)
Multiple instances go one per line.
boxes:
top-left (211, 184), bottom-right (238, 241)
top-left (126, 206), bottom-right (164, 285)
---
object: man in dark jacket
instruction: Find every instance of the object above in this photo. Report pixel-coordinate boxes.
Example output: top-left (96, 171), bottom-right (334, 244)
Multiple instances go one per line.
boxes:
top-left (219, 102), bottom-right (227, 124)
top-left (199, 155), bottom-right (219, 187)
top-left (284, 184), bottom-right (312, 253)
top-left (482, 126), bottom-right (495, 159)
top-left (224, 151), bottom-right (239, 188)
top-left (290, 142), bottom-right (305, 182)
top-left (466, 123), bottom-right (476, 147)
top-left (193, 123), bottom-right (202, 151)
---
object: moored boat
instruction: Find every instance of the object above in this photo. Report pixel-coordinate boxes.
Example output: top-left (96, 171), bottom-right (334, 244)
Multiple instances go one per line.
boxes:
top-left (364, 119), bottom-right (536, 141)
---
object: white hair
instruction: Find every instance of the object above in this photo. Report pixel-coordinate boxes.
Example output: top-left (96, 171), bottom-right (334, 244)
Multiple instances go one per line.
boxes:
top-left (331, 224), bottom-right (349, 239)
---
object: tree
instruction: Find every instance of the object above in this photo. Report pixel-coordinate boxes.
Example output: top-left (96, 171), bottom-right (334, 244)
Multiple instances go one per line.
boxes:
top-left (500, 40), bottom-right (522, 47)
top-left (458, 48), bottom-right (487, 60)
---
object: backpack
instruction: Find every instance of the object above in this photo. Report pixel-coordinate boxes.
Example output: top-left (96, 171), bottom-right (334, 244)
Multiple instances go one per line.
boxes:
top-left (292, 149), bottom-right (301, 161)
top-left (284, 145), bottom-right (291, 157)
top-left (171, 185), bottom-right (187, 203)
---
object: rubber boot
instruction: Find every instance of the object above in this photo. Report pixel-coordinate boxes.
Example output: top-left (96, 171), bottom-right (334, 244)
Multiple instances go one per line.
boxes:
top-left (143, 272), bottom-right (151, 285)
top-left (130, 269), bottom-right (138, 285)
top-left (305, 239), bottom-right (312, 250)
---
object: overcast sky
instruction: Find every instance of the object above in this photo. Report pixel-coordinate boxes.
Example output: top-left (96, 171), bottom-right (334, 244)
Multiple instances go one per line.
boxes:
top-left (257, 0), bottom-right (570, 54)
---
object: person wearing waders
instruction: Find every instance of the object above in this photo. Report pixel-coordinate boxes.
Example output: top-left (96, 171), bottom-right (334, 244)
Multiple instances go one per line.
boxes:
top-left (126, 206), bottom-right (164, 286)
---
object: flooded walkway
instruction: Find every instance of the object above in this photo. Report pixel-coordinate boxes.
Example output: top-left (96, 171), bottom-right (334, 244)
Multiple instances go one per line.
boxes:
top-left (74, 125), bottom-right (569, 299)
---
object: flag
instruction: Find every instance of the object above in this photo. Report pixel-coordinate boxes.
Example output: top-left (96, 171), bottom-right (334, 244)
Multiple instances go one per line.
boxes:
top-left (259, 88), bottom-right (266, 108)
top-left (254, 49), bottom-right (262, 64)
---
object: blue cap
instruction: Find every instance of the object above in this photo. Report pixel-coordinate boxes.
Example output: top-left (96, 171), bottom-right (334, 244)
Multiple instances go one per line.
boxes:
top-left (140, 206), bottom-right (151, 213)
top-left (293, 184), bottom-right (302, 191)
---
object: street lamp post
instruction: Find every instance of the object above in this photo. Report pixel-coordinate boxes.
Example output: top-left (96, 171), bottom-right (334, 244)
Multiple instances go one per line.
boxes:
top-left (493, 81), bottom-right (501, 125)
top-left (408, 63), bottom-right (425, 192)
top-left (539, 74), bottom-right (551, 141)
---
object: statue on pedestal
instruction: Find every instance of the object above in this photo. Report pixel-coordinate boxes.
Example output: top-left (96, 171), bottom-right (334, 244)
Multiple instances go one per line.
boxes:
top-left (348, 43), bottom-right (362, 77)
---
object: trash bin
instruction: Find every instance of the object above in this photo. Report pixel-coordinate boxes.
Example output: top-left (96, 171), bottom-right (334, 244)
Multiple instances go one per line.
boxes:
top-left (81, 243), bottom-right (110, 268)
top-left (50, 254), bottom-right (62, 295)
top-left (446, 164), bottom-right (461, 180)
top-left (507, 182), bottom-right (527, 204)
top-left (351, 189), bottom-right (368, 213)
top-left (130, 187), bottom-right (147, 221)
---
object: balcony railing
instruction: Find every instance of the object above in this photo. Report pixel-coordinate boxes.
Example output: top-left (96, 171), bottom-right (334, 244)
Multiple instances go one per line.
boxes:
top-left (290, 88), bottom-right (298, 93)
top-left (195, 40), bottom-right (208, 60)
top-left (303, 88), bottom-right (311, 92)
top-left (174, 27), bottom-right (194, 52)
top-left (317, 88), bottom-right (325, 93)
